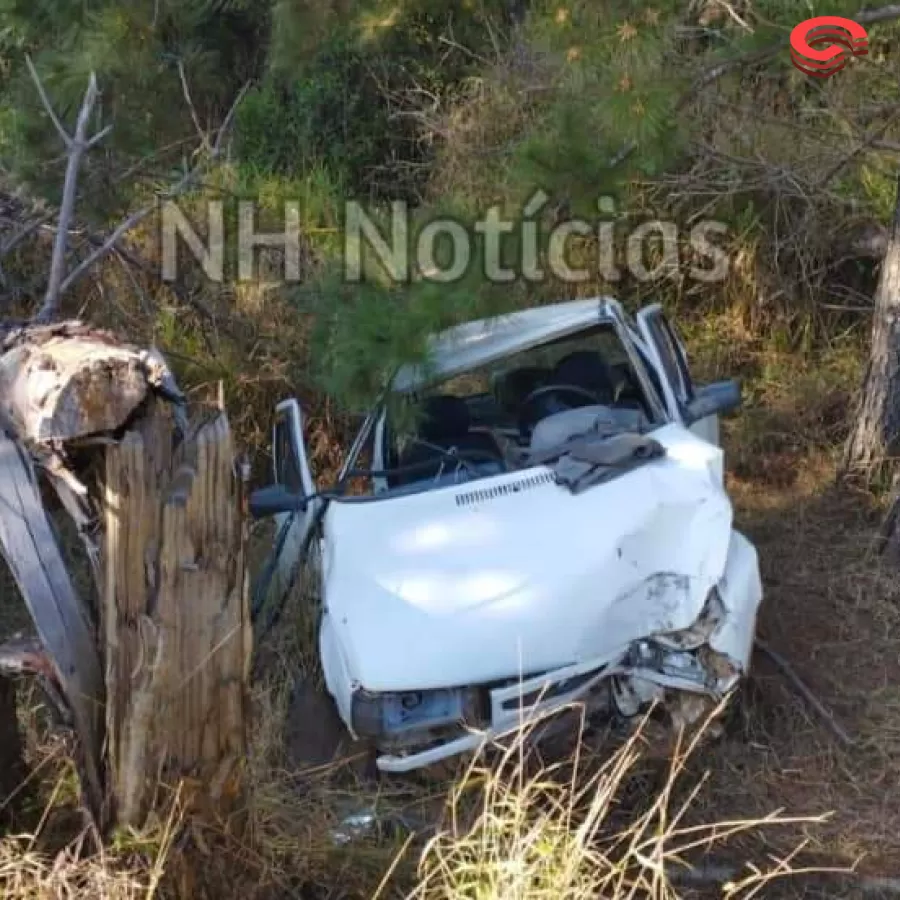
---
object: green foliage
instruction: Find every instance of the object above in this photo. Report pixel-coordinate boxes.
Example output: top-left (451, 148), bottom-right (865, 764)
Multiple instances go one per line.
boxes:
top-left (509, 2), bottom-right (687, 213)
top-left (239, 0), bottom-right (514, 199)
top-left (2, 0), bottom-right (897, 418)
top-left (0, 0), bottom-right (269, 219)
top-left (237, 29), bottom-right (401, 197)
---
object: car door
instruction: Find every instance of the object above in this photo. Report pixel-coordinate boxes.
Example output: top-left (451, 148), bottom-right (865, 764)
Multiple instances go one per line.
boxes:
top-left (255, 398), bottom-right (318, 618)
top-left (635, 304), bottom-right (719, 446)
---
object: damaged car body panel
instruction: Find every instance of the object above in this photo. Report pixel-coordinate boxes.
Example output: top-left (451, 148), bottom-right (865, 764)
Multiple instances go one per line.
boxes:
top-left (255, 297), bottom-right (763, 773)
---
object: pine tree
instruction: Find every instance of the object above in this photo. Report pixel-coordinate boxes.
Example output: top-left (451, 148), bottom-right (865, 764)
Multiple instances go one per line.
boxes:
top-left (0, 0), bottom-right (269, 220)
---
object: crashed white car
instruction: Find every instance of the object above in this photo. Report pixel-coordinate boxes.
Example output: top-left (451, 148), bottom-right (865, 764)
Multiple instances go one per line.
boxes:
top-left (251, 297), bottom-right (762, 773)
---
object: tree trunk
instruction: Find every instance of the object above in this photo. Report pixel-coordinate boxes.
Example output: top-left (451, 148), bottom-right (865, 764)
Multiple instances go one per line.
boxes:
top-left (843, 173), bottom-right (900, 484)
top-left (102, 400), bottom-right (251, 827)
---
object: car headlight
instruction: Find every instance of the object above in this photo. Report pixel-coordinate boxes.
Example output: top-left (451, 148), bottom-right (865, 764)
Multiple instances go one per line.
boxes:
top-left (351, 686), bottom-right (479, 738)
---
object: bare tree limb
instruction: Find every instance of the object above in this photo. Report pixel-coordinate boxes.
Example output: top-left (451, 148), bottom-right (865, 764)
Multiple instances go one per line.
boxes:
top-left (177, 60), bottom-right (212, 154)
top-left (677, 4), bottom-right (900, 113)
top-left (0, 212), bottom-right (53, 261)
top-left (24, 57), bottom-right (74, 149)
top-left (814, 111), bottom-right (900, 190)
top-left (58, 81), bottom-right (250, 297)
top-left (25, 57), bottom-right (113, 324)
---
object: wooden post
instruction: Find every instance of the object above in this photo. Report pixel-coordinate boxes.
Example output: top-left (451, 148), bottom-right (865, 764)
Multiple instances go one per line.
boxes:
top-left (102, 401), bottom-right (251, 826)
top-left (0, 321), bottom-right (249, 828)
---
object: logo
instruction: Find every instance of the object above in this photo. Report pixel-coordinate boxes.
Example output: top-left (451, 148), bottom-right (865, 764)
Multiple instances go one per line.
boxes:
top-left (790, 16), bottom-right (868, 77)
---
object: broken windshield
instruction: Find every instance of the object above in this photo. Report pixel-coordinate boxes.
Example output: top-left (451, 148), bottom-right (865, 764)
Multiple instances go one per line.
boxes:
top-left (330, 320), bottom-right (666, 502)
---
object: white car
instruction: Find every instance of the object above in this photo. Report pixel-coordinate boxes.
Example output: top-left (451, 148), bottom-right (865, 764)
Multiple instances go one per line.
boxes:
top-left (251, 297), bottom-right (762, 773)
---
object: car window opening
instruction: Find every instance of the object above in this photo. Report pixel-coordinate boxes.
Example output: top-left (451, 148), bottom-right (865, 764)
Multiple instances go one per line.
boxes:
top-left (333, 320), bottom-right (665, 502)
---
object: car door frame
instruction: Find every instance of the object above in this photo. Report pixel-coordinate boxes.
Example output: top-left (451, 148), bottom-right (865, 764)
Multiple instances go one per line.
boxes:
top-left (633, 303), bottom-right (720, 446)
top-left (265, 397), bottom-right (319, 607)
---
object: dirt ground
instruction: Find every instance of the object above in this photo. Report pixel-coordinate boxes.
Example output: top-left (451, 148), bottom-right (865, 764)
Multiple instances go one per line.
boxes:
top-left (671, 449), bottom-right (900, 897)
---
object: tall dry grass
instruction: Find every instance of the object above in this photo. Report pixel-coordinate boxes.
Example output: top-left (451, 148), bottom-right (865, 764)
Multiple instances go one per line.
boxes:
top-left (0, 688), bottom-right (830, 899)
top-left (400, 703), bottom-right (829, 900)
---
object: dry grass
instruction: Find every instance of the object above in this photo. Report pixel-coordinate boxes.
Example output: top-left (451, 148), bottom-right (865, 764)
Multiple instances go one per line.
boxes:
top-left (404, 705), bottom-right (830, 900)
top-left (0, 836), bottom-right (167, 900)
top-left (0, 693), bottom-right (181, 900)
top-left (0, 649), bottom-right (833, 900)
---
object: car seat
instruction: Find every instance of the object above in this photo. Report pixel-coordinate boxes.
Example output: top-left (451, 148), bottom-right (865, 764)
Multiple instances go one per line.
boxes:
top-left (550, 351), bottom-right (618, 404)
top-left (391, 395), bottom-right (501, 487)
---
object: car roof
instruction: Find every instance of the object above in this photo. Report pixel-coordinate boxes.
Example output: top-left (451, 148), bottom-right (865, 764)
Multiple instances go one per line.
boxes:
top-left (391, 296), bottom-right (619, 393)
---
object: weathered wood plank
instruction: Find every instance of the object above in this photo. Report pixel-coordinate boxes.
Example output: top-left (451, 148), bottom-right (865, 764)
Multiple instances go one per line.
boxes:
top-left (102, 405), bottom-right (250, 826)
top-left (0, 428), bottom-right (103, 816)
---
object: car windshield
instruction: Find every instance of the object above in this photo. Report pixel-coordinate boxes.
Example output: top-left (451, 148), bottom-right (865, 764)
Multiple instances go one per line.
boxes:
top-left (332, 319), bottom-right (664, 501)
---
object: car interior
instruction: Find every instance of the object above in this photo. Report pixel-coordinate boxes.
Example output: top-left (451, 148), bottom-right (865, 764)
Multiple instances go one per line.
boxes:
top-left (379, 323), bottom-right (659, 491)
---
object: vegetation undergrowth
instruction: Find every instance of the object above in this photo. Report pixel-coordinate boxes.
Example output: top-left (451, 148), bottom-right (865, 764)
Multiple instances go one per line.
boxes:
top-left (0, 689), bottom-right (830, 899)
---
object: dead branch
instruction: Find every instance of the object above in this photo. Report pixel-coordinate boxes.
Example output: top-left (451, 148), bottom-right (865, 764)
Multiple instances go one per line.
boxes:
top-left (0, 212), bottom-right (52, 263)
top-left (57, 80), bottom-right (250, 299)
top-left (755, 638), bottom-right (855, 747)
top-left (177, 59), bottom-right (212, 153)
top-left (14, 63), bottom-right (246, 321)
top-left (677, 4), bottom-right (900, 113)
top-left (25, 57), bottom-right (112, 324)
top-left (814, 111), bottom-right (900, 191)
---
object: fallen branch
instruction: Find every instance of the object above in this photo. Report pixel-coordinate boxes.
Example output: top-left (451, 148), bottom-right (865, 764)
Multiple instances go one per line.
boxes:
top-left (754, 638), bottom-right (855, 747)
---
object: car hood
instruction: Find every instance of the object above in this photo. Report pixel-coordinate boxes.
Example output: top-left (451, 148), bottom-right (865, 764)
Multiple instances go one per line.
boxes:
top-left (321, 423), bottom-right (734, 691)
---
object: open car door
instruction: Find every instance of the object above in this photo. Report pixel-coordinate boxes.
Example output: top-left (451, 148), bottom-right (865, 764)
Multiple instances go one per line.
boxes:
top-left (253, 398), bottom-right (317, 622)
top-left (635, 304), bottom-right (719, 446)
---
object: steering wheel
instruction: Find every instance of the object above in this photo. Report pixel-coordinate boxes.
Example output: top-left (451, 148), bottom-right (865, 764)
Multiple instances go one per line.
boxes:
top-left (405, 439), bottom-right (506, 481)
top-left (517, 384), bottom-right (603, 437)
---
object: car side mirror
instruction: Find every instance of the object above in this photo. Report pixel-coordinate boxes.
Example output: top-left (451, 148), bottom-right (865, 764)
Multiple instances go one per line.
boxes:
top-left (683, 379), bottom-right (741, 425)
top-left (249, 484), bottom-right (308, 519)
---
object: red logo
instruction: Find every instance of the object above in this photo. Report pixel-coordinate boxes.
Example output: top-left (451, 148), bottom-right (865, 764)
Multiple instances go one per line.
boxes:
top-left (790, 16), bottom-right (868, 77)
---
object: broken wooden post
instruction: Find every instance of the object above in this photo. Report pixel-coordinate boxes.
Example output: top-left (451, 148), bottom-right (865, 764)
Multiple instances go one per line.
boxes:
top-left (0, 320), bottom-right (249, 830)
top-left (102, 400), bottom-right (251, 826)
